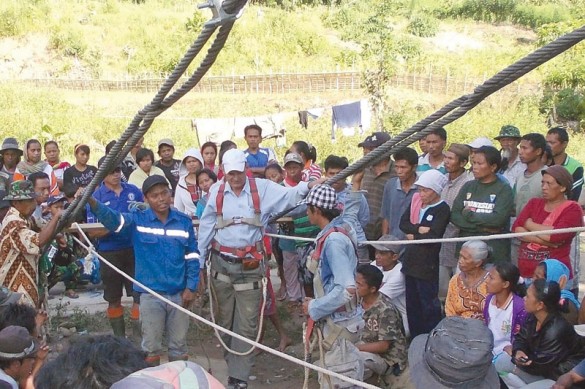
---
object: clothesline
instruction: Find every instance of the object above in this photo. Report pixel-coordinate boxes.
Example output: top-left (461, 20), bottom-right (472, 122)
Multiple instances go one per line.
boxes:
top-left (192, 99), bottom-right (371, 143)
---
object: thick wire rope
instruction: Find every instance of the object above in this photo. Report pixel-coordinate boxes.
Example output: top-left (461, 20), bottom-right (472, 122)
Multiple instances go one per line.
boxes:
top-left (54, 0), bottom-right (246, 239)
top-left (268, 24), bottom-right (585, 223)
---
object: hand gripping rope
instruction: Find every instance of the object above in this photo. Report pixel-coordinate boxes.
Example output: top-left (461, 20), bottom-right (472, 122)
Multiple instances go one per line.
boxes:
top-left (268, 24), bottom-right (585, 223)
top-left (70, 223), bottom-right (381, 389)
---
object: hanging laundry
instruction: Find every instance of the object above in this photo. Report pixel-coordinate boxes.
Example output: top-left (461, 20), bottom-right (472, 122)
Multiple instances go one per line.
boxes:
top-left (194, 118), bottom-right (235, 143)
top-left (331, 101), bottom-right (362, 140)
top-left (360, 99), bottom-right (372, 134)
top-left (307, 107), bottom-right (325, 119)
top-left (298, 111), bottom-right (309, 129)
top-left (233, 114), bottom-right (287, 139)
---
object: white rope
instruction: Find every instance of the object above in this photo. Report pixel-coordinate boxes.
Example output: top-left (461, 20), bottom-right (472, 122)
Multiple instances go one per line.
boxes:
top-left (70, 223), bottom-right (380, 389)
top-left (266, 226), bottom-right (585, 245)
top-left (206, 258), bottom-right (267, 356)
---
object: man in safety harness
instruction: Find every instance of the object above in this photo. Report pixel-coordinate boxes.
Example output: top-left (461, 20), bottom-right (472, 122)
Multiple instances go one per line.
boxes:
top-left (197, 149), bottom-right (323, 389)
top-left (301, 183), bottom-right (365, 388)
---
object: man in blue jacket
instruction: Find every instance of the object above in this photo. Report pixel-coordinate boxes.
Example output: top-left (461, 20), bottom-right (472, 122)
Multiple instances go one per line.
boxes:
top-left (87, 175), bottom-right (199, 367)
top-left (87, 161), bottom-right (144, 339)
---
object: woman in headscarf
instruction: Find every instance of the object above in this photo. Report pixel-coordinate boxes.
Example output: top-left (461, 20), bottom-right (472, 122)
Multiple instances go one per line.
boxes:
top-left (533, 258), bottom-right (580, 325)
top-left (174, 148), bottom-right (204, 217)
top-left (13, 139), bottom-right (59, 195)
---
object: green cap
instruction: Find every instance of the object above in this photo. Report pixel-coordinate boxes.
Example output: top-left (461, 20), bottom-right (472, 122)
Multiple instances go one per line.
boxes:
top-left (494, 125), bottom-right (521, 140)
top-left (4, 180), bottom-right (37, 201)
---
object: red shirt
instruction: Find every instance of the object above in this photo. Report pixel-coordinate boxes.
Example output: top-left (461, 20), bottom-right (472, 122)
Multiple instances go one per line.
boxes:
top-left (512, 198), bottom-right (583, 277)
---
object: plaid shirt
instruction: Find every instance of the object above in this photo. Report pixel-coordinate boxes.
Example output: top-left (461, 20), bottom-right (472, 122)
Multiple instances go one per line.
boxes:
top-left (362, 164), bottom-right (395, 240)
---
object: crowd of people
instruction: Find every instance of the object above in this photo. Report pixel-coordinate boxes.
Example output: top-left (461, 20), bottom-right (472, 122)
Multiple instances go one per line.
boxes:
top-left (0, 122), bottom-right (585, 388)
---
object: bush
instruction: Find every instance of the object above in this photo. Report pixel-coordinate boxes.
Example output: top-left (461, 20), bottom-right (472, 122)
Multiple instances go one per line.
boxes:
top-left (554, 88), bottom-right (585, 121)
top-left (0, 0), bottom-right (50, 37)
top-left (457, 0), bottom-right (516, 23)
top-left (407, 15), bottom-right (439, 37)
top-left (512, 4), bottom-right (570, 28)
top-left (49, 28), bottom-right (88, 58)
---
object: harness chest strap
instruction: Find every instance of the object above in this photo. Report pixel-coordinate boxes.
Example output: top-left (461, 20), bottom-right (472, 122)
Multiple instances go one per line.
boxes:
top-left (310, 227), bottom-right (358, 314)
top-left (215, 177), bottom-right (262, 230)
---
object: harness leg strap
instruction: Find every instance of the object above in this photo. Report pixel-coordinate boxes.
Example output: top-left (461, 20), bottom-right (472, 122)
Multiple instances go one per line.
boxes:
top-left (211, 270), bottom-right (261, 292)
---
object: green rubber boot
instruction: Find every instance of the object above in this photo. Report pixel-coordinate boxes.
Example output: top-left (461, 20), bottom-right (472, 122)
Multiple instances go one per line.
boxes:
top-left (109, 316), bottom-right (126, 337)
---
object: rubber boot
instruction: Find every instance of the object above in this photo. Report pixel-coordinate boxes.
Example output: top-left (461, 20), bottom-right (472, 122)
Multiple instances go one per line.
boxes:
top-left (107, 306), bottom-right (125, 337)
top-left (145, 355), bottom-right (160, 367)
top-left (129, 304), bottom-right (141, 345)
top-left (108, 316), bottom-right (125, 337)
top-left (130, 319), bottom-right (141, 345)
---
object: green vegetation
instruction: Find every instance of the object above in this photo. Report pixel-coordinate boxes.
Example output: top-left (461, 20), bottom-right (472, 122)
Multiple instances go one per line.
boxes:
top-left (1, 0), bottom-right (585, 164)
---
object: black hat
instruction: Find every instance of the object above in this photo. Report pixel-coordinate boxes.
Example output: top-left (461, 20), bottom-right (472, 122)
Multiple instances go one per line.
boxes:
top-left (358, 132), bottom-right (391, 148)
top-left (98, 157), bottom-right (124, 174)
top-left (142, 175), bottom-right (168, 195)
top-left (0, 326), bottom-right (39, 360)
top-left (46, 195), bottom-right (67, 207)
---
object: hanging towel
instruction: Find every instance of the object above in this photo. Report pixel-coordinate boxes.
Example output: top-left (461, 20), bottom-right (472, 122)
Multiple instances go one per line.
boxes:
top-left (331, 101), bottom-right (362, 140)
top-left (194, 118), bottom-right (235, 143)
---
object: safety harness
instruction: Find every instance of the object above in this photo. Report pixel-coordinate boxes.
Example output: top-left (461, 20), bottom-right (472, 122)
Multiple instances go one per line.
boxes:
top-left (207, 177), bottom-right (268, 356)
top-left (305, 224), bottom-right (359, 349)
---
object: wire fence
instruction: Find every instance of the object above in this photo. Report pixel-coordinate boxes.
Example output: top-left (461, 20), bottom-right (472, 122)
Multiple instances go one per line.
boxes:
top-left (6, 70), bottom-right (541, 95)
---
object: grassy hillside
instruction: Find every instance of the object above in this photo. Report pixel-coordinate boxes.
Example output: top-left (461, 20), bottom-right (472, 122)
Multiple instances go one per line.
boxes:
top-left (1, 0), bottom-right (585, 166)
top-left (1, 0), bottom-right (582, 79)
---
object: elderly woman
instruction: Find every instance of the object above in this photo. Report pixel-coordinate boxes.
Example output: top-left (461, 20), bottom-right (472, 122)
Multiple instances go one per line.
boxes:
top-left (128, 148), bottom-right (169, 191)
top-left (445, 240), bottom-right (490, 320)
top-left (495, 280), bottom-right (585, 388)
top-left (512, 165), bottom-right (583, 284)
top-left (451, 146), bottom-right (513, 264)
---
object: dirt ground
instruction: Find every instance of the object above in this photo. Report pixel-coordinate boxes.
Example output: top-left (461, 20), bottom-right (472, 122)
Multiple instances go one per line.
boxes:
top-left (46, 270), bottom-right (320, 388)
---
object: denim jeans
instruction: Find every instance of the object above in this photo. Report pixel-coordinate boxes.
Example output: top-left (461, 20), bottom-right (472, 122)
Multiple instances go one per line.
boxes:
top-left (140, 292), bottom-right (190, 359)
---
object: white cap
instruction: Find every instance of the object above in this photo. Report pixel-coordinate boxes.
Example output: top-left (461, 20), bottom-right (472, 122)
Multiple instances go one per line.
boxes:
top-left (222, 149), bottom-right (246, 173)
top-left (467, 137), bottom-right (494, 149)
top-left (414, 169), bottom-right (448, 195)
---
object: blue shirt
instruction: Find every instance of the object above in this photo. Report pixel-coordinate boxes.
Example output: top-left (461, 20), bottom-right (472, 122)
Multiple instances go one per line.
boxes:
top-left (337, 185), bottom-right (369, 244)
top-left (87, 182), bottom-right (144, 252)
top-left (380, 177), bottom-right (417, 240)
top-left (308, 213), bottom-right (362, 322)
top-left (244, 148), bottom-right (273, 168)
top-left (198, 178), bottom-right (310, 267)
top-left (91, 202), bottom-right (200, 294)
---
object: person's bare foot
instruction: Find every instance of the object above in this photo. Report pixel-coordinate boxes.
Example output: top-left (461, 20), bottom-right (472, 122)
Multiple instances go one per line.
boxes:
top-left (277, 335), bottom-right (292, 352)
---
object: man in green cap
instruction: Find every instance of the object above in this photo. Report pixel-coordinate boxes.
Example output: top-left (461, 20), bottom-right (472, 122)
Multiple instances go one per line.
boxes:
top-left (494, 124), bottom-right (526, 188)
top-left (0, 180), bottom-right (63, 308)
top-left (494, 124), bottom-right (526, 189)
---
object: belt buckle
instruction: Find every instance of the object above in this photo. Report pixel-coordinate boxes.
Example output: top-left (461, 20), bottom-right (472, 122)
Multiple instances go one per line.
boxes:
top-left (233, 217), bottom-right (243, 225)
